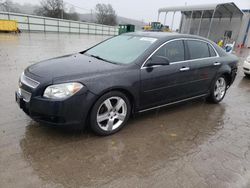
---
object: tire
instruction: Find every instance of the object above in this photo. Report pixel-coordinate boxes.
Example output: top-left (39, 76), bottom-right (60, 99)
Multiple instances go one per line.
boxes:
top-left (90, 91), bottom-right (131, 136)
top-left (207, 75), bottom-right (227, 104)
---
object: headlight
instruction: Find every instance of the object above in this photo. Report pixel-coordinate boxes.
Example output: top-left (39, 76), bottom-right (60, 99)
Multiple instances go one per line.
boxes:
top-left (43, 82), bottom-right (83, 99)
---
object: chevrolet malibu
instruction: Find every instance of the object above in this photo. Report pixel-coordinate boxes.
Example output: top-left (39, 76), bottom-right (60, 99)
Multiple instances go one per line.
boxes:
top-left (16, 32), bottom-right (238, 135)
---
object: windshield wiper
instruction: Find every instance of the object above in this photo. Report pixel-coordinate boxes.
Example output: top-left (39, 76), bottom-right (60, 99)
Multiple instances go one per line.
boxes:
top-left (83, 52), bottom-right (119, 65)
top-left (90, 54), bottom-right (111, 63)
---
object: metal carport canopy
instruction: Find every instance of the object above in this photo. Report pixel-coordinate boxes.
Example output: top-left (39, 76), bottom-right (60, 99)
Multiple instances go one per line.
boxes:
top-left (158, 2), bottom-right (243, 38)
top-left (158, 2), bottom-right (243, 18)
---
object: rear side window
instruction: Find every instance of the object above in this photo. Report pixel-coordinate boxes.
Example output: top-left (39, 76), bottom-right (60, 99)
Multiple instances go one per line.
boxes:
top-left (154, 40), bottom-right (185, 63)
top-left (187, 40), bottom-right (210, 59)
top-left (208, 44), bottom-right (217, 57)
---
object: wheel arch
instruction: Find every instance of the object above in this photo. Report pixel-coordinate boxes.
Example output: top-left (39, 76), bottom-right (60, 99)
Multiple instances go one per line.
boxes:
top-left (222, 72), bottom-right (232, 86)
top-left (86, 87), bottom-right (137, 126)
top-left (98, 87), bottom-right (136, 114)
top-left (215, 64), bottom-right (233, 86)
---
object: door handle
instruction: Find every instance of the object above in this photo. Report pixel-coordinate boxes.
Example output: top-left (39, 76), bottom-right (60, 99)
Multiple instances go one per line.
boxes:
top-left (180, 67), bottom-right (190, 72)
top-left (214, 62), bottom-right (221, 66)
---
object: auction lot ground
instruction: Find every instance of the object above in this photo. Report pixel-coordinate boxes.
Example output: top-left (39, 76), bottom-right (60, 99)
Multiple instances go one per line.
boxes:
top-left (0, 33), bottom-right (250, 188)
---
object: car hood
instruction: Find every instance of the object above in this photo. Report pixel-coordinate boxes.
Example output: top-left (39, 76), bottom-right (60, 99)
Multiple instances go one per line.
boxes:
top-left (27, 53), bottom-right (121, 81)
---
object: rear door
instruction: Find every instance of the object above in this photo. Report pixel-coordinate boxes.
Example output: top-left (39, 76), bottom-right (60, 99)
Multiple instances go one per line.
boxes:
top-left (185, 39), bottom-right (221, 95)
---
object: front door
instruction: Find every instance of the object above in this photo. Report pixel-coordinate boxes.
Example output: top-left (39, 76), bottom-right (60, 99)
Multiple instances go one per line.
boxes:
top-left (139, 39), bottom-right (193, 110)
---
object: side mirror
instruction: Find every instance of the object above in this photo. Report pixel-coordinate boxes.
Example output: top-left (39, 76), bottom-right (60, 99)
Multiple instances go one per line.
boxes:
top-left (147, 55), bottom-right (170, 66)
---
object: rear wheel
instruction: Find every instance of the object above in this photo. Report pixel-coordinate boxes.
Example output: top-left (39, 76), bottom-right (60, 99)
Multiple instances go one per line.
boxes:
top-left (90, 91), bottom-right (131, 136)
top-left (207, 75), bottom-right (227, 103)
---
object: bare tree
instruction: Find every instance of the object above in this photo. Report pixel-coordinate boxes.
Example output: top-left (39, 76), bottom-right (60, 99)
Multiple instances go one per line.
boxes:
top-left (0, 0), bottom-right (20, 12)
top-left (35, 0), bottom-right (79, 21)
top-left (95, 4), bottom-right (117, 26)
top-left (35, 0), bottom-right (63, 18)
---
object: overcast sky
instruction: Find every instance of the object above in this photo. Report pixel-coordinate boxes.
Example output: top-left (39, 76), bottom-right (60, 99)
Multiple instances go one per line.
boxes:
top-left (13, 0), bottom-right (250, 23)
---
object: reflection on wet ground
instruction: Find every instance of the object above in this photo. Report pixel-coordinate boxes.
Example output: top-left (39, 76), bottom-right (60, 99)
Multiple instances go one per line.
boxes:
top-left (0, 33), bottom-right (250, 188)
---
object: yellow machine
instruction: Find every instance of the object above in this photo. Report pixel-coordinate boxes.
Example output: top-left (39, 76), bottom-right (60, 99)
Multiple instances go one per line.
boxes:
top-left (0, 20), bottom-right (18, 32)
top-left (143, 22), bottom-right (170, 32)
top-left (143, 25), bottom-right (152, 31)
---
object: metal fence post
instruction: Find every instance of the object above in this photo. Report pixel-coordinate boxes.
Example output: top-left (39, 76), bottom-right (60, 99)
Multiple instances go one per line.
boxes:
top-left (58, 20), bottom-right (59, 33)
top-left (69, 21), bottom-right (71, 33)
top-left (27, 16), bottom-right (30, 32)
top-left (44, 18), bottom-right (46, 33)
top-left (79, 22), bottom-right (80, 34)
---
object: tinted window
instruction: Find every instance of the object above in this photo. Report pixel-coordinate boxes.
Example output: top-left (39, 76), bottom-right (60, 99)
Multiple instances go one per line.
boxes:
top-left (154, 40), bottom-right (185, 63)
top-left (208, 44), bottom-right (217, 57)
top-left (187, 40), bottom-right (210, 59)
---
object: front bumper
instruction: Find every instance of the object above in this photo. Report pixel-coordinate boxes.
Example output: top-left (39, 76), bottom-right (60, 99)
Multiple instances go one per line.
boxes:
top-left (243, 60), bottom-right (250, 75)
top-left (15, 90), bottom-right (97, 128)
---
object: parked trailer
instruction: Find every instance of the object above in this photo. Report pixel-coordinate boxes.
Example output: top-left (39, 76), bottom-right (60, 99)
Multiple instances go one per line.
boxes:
top-left (0, 20), bottom-right (18, 32)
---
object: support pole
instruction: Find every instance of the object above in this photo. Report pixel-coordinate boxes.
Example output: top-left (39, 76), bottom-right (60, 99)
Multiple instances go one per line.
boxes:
top-left (157, 12), bottom-right (160, 22)
top-left (235, 16), bottom-right (243, 46)
top-left (197, 10), bottom-right (204, 35)
top-left (163, 12), bottom-right (167, 25)
top-left (188, 11), bottom-right (193, 34)
top-left (179, 13), bottom-right (184, 33)
top-left (182, 13), bottom-right (187, 33)
top-left (207, 9), bottom-right (215, 38)
top-left (171, 11), bottom-right (176, 31)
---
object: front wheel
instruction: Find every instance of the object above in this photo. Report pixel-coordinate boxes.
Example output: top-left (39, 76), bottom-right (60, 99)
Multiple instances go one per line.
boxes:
top-left (207, 75), bottom-right (227, 103)
top-left (90, 91), bottom-right (131, 136)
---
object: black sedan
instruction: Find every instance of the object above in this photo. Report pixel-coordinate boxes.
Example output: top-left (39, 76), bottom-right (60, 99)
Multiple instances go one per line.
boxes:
top-left (16, 32), bottom-right (238, 135)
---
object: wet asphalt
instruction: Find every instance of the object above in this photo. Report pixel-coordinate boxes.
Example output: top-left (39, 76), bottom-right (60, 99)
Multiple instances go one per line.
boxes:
top-left (0, 33), bottom-right (250, 188)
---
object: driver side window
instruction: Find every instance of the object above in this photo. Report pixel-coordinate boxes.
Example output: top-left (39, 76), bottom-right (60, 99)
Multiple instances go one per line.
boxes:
top-left (153, 40), bottom-right (185, 63)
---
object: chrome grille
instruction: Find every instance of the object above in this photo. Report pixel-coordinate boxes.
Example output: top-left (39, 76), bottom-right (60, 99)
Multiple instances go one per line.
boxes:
top-left (20, 72), bottom-right (40, 89)
top-left (18, 88), bottom-right (31, 102)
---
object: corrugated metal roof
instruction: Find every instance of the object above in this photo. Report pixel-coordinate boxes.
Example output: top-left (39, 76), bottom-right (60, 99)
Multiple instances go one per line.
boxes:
top-left (159, 3), bottom-right (217, 12)
top-left (158, 2), bottom-right (243, 18)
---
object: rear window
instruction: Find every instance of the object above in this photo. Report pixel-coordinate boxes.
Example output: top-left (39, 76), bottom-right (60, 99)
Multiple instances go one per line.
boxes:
top-left (208, 44), bottom-right (217, 57)
top-left (187, 40), bottom-right (210, 59)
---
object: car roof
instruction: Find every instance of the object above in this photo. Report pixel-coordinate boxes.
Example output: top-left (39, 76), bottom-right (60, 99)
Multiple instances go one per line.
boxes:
top-left (123, 31), bottom-right (227, 57)
top-left (124, 31), bottom-right (210, 42)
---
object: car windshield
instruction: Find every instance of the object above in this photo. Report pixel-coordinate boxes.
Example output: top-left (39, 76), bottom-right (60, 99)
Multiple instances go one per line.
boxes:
top-left (85, 35), bottom-right (157, 64)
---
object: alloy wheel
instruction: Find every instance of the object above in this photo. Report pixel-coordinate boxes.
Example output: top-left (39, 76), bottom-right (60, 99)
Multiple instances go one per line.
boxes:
top-left (214, 77), bottom-right (226, 101)
top-left (96, 96), bottom-right (127, 131)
